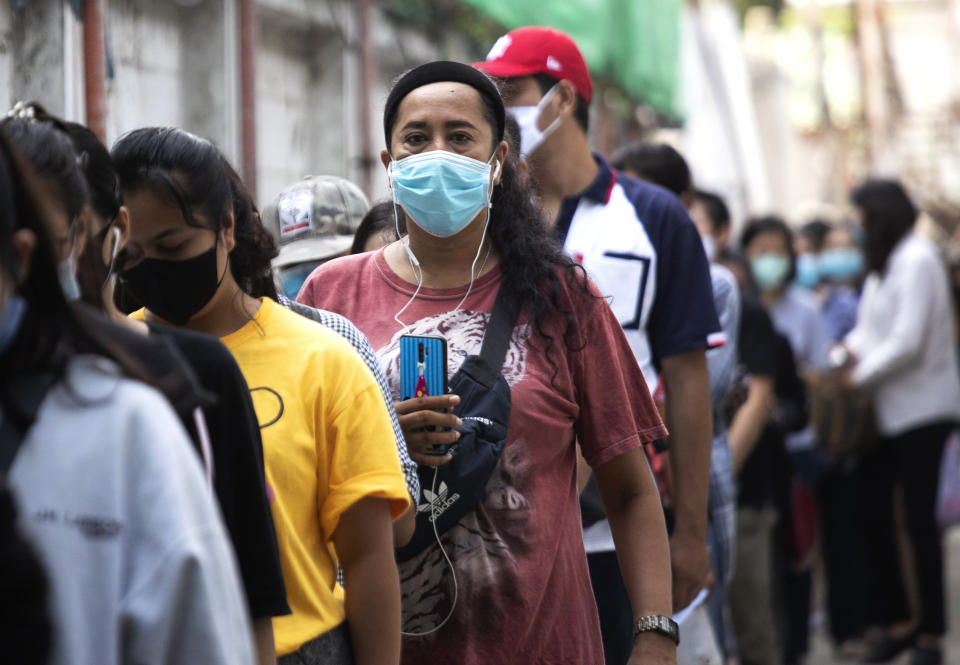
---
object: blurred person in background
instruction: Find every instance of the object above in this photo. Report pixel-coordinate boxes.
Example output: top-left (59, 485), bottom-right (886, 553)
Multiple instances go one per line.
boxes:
top-left (694, 189), bottom-right (736, 263)
top-left (300, 59), bottom-right (677, 665)
top-left (351, 201), bottom-right (400, 254)
top-left (11, 103), bottom-right (291, 665)
top-left (0, 125), bottom-right (255, 665)
top-left (263, 175), bottom-right (368, 300)
top-left (817, 221), bottom-right (864, 343)
top-left (741, 216), bottom-right (830, 665)
top-left (612, 142), bottom-right (697, 209)
top-left (840, 179), bottom-right (960, 665)
top-left (795, 219), bottom-right (830, 291)
top-left (809, 218), bottom-right (870, 654)
top-left (704, 196), bottom-right (789, 665)
top-left (614, 141), bottom-right (740, 665)
top-left (111, 128), bottom-right (411, 665)
top-left (477, 29), bottom-right (718, 665)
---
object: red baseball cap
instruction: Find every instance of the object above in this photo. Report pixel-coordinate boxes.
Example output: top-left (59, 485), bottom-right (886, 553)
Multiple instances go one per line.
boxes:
top-left (473, 26), bottom-right (593, 104)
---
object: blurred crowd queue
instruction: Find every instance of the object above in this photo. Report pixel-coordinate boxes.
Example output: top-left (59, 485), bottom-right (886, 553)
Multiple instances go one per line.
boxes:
top-left (2, 24), bottom-right (960, 665)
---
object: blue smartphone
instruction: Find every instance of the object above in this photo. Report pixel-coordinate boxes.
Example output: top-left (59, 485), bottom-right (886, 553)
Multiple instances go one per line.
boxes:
top-left (400, 335), bottom-right (450, 455)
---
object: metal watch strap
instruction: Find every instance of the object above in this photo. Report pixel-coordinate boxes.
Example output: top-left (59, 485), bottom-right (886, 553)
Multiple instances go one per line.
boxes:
top-left (633, 614), bottom-right (680, 645)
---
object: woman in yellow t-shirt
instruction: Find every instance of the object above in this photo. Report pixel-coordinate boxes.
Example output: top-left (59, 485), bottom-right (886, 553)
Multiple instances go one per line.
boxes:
top-left (110, 127), bottom-right (411, 665)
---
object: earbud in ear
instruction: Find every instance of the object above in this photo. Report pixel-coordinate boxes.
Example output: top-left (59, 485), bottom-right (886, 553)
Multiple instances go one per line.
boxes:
top-left (110, 226), bottom-right (121, 256)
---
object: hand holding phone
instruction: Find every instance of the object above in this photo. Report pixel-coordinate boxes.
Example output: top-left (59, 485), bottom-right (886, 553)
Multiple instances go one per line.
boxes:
top-left (399, 335), bottom-right (459, 460)
top-left (395, 395), bottom-right (462, 466)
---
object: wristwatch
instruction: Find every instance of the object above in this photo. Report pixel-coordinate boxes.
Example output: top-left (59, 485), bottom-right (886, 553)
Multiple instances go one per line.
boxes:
top-left (633, 614), bottom-right (680, 645)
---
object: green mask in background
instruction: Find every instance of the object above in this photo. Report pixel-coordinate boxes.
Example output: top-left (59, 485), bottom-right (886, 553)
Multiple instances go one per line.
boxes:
top-left (751, 253), bottom-right (790, 291)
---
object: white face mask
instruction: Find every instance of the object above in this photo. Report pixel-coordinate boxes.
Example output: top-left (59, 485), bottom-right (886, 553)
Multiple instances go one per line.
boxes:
top-left (507, 84), bottom-right (562, 158)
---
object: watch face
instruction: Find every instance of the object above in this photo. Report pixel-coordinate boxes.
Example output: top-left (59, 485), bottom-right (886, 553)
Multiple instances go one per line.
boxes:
top-left (634, 615), bottom-right (679, 644)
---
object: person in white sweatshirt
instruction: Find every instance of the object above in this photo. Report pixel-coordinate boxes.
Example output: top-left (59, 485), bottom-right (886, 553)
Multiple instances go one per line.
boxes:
top-left (842, 179), bottom-right (960, 665)
top-left (0, 129), bottom-right (255, 665)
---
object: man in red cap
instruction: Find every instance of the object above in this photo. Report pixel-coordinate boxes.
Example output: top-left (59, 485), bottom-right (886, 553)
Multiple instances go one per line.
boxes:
top-left (476, 26), bottom-right (721, 665)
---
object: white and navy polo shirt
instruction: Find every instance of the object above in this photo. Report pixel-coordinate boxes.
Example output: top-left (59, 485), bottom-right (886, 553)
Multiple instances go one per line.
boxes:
top-left (556, 155), bottom-right (722, 396)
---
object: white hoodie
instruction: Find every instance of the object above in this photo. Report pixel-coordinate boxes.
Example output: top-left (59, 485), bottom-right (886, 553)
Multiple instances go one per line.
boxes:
top-left (6, 355), bottom-right (255, 665)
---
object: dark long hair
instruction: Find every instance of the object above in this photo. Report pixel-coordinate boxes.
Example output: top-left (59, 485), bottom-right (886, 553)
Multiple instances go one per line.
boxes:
top-left (110, 128), bottom-right (278, 300)
top-left (15, 103), bottom-right (123, 307)
top-left (851, 179), bottom-right (917, 275)
top-left (351, 200), bottom-right (401, 254)
top-left (0, 132), bottom-right (151, 433)
top-left (0, 112), bottom-right (90, 224)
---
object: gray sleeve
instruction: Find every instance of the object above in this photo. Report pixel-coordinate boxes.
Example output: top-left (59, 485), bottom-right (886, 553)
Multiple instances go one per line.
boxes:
top-left (706, 268), bottom-right (740, 409)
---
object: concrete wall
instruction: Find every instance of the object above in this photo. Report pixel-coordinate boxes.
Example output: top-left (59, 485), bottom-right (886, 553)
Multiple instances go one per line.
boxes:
top-left (0, 0), bottom-right (501, 208)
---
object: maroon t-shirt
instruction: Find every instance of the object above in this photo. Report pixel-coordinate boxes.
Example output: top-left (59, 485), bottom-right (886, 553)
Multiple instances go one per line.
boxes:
top-left (298, 249), bottom-right (666, 665)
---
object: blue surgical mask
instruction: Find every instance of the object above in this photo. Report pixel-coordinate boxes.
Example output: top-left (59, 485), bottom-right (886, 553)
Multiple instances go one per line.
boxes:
top-left (389, 150), bottom-right (500, 238)
top-left (819, 248), bottom-right (863, 282)
top-left (0, 292), bottom-right (27, 356)
top-left (795, 253), bottom-right (820, 289)
top-left (751, 253), bottom-right (791, 291)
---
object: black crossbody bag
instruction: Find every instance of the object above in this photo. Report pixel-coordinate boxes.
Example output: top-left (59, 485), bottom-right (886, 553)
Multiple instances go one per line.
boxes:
top-left (396, 284), bottom-right (520, 562)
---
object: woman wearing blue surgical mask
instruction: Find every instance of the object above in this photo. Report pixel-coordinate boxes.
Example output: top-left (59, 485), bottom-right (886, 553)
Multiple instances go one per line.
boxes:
top-left (111, 127), bottom-right (411, 665)
top-left (297, 61), bottom-right (676, 665)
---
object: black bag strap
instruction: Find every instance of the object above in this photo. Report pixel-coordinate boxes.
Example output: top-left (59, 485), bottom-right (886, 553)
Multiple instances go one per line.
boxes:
top-left (0, 372), bottom-right (57, 475)
top-left (466, 284), bottom-right (521, 388)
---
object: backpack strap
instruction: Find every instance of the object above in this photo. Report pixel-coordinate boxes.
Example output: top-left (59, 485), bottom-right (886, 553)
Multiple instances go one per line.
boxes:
top-left (0, 372), bottom-right (57, 475)
top-left (468, 285), bottom-right (521, 388)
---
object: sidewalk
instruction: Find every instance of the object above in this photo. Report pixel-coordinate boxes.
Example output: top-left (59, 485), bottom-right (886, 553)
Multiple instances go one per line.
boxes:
top-left (806, 526), bottom-right (960, 665)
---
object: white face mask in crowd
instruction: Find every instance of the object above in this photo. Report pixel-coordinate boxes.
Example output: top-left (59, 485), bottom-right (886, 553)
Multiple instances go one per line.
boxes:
top-left (507, 84), bottom-right (562, 158)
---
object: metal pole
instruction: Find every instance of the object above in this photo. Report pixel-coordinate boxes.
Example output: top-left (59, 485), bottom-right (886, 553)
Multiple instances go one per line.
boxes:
top-left (239, 0), bottom-right (258, 199)
top-left (82, 0), bottom-right (107, 142)
top-left (358, 0), bottom-right (376, 197)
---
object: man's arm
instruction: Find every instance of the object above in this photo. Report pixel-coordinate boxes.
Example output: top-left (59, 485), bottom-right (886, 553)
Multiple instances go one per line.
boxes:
top-left (728, 375), bottom-right (774, 472)
top-left (659, 348), bottom-right (713, 612)
top-left (596, 446), bottom-right (676, 665)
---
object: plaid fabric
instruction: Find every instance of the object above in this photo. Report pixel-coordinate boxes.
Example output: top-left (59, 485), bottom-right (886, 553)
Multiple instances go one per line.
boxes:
top-left (279, 295), bottom-right (419, 501)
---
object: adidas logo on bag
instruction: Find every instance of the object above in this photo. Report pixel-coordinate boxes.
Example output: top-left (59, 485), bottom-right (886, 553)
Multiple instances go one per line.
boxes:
top-left (418, 482), bottom-right (461, 523)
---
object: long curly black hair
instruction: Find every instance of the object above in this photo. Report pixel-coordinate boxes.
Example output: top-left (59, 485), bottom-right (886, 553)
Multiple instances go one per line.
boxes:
top-left (110, 127), bottom-right (278, 302)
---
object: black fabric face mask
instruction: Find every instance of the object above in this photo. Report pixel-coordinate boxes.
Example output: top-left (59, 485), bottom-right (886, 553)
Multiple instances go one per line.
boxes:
top-left (119, 244), bottom-right (224, 325)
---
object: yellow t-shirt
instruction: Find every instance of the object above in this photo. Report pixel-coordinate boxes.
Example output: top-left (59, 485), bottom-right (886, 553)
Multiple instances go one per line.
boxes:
top-left (133, 298), bottom-right (410, 655)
